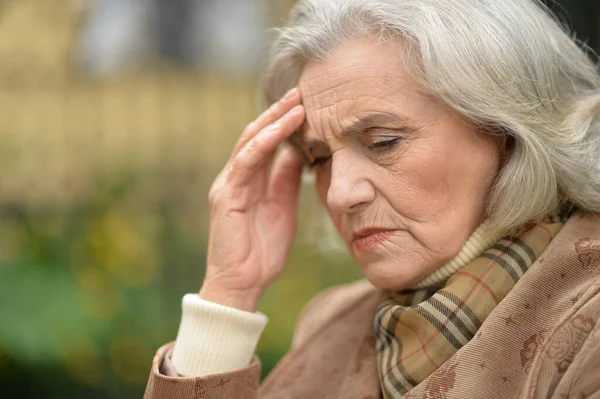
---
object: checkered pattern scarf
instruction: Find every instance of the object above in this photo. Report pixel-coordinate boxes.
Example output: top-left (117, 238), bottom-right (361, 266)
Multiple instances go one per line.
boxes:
top-left (374, 211), bottom-right (573, 398)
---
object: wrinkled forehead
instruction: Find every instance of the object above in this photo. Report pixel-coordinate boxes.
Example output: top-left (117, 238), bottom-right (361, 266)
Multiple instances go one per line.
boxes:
top-left (296, 39), bottom-right (419, 142)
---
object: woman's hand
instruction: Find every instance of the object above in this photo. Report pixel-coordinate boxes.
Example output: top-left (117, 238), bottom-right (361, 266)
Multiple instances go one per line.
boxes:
top-left (199, 89), bottom-right (306, 312)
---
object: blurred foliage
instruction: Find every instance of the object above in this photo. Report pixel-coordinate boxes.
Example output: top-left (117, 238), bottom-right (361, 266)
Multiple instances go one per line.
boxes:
top-left (0, 160), bottom-right (361, 398)
top-left (0, 168), bottom-right (207, 397)
top-left (0, 0), bottom-right (361, 398)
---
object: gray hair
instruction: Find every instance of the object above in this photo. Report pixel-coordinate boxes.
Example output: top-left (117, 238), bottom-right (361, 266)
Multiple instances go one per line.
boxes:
top-left (262, 0), bottom-right (600, 235)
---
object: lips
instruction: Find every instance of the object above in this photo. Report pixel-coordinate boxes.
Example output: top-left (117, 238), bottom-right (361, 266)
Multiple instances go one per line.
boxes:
top-left (351, 228), bottom-right (396, 252)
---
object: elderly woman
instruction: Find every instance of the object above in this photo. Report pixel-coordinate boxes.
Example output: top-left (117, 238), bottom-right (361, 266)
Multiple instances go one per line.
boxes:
top-left (145, 0), bottom-right (600, 397)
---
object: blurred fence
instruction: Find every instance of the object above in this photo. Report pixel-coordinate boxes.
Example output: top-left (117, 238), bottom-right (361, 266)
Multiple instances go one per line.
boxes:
top-left (0, 71), bottom-right (258, 207)
top-left (0, 0), bottom-right (265, 207)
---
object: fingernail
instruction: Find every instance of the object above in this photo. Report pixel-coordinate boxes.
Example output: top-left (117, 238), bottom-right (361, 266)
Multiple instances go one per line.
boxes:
top-left (282, 88), bottom-right (298, 101)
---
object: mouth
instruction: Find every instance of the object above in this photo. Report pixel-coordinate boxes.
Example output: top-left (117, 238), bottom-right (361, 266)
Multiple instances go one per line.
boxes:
top-left (351, 228), bottom-right (396, 252)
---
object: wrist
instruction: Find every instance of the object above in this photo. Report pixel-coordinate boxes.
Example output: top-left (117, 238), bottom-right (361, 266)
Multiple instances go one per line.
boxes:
top-left (198, 284), bottom-right (262, 312)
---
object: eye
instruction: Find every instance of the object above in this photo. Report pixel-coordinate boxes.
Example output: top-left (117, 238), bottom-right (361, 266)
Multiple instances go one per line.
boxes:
top-left (309, 156), bottom-right (331, 168)
top-left (368, 137), bottom-right (401, 151)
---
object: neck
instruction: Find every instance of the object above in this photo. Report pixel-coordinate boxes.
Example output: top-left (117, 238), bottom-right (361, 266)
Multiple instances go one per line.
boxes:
top-left (412, 221), bottom-right (501, 289)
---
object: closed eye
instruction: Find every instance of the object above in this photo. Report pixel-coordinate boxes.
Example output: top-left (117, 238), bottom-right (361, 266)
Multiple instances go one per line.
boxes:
top-left (309, 156), bottom-right (331, 167)
top-left (368, 137), bottom-right (401, 150)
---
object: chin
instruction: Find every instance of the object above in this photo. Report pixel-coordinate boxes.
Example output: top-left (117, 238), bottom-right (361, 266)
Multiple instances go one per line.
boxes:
top-left (359, 259), bottom-right (429, 291)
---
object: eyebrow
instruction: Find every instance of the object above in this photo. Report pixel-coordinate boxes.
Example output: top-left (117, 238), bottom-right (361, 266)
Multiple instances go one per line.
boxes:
top-left (300, 111), bottom-right (409, 148)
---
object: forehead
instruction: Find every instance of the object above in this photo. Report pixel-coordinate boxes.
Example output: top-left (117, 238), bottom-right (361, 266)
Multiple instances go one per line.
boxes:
top-left (297, 39), bottom-right (420, 139)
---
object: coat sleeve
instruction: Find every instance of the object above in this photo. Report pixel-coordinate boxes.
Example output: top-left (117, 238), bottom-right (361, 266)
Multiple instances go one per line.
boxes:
top-left (563, 326), bottom-right (600, 399)
top-left (144, 343), bottom-right (262, 399)
top-left (144, 280), bottom-right (376, 399)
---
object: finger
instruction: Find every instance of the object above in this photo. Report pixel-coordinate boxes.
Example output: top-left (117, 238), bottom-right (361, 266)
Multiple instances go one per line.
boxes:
top-left (232, 88), bottom-right (301, 156)
top-left (268, 146), bottom-right (304, 210)
top-left (228, 105), bottom-right (305, 189)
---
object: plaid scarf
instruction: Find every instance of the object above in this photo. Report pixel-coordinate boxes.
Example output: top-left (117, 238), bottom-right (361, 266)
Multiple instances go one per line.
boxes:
top-left (374, 211), bottom-right (572, 398)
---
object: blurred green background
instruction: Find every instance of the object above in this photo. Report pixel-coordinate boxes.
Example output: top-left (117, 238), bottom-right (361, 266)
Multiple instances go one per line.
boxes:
top-left (0, 1), bottom-right (362, 397)
top-left (0, 0), bottom-right (597, 398)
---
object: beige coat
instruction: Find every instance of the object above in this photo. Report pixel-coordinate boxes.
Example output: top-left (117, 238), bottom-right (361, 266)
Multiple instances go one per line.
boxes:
top-left (145, 213), bottom-right (600, 398)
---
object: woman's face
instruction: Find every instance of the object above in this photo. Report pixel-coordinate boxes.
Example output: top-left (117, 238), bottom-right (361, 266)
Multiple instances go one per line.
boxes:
top-left (297, 38), bottom-right (502, 290)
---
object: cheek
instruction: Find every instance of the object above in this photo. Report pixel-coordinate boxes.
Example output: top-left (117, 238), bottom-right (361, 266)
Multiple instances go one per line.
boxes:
top-left (314, 168), bottom-right (344, 231)
top-left (314, 169), bottom-right (331, 207)
top-left (391, 139), bottom-right (499, 232)
top-left (383, 146), bottom-right (452, 214)
top-left (395, 132), bottom-right (498, 202)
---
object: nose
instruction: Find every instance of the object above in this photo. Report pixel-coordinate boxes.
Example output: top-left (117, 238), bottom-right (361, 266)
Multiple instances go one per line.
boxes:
top-left (326, 154), bottom-right (376, 213)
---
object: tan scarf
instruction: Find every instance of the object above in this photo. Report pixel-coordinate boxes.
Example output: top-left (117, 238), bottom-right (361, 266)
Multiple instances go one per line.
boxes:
top-left (374, 210), bottom-right (573, 398)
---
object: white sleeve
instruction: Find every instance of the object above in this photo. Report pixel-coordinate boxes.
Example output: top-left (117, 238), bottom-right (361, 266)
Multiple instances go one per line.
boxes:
top-left (170, 294), bottom-right (269, 376)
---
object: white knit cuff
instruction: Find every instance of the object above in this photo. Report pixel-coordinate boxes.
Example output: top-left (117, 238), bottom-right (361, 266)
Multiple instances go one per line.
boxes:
top-left (171, 294), bottom-right (269, 377)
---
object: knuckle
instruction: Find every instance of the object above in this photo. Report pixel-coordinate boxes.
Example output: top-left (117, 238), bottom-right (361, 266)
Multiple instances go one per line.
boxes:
top-left (243, 121), bottom-right (255, 134)
top-left (208, 187), bottom-right (220, 204)
top-left (228, 157), bottom-right (242, 176)
top-left (264, 106), bottom-right (277, 123)
top-left (244, 137), bottom-right (261, 155)
top-left (208, 175), bottom-right (227, 203)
